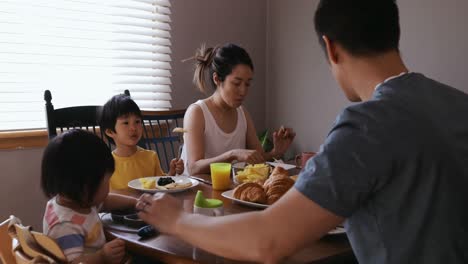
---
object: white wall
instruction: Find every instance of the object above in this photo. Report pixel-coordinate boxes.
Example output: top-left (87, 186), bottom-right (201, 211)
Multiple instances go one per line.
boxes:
top-left (266, 0), bottom-right (468, 154)
top-left (0, 0), bottom-right (267, 230)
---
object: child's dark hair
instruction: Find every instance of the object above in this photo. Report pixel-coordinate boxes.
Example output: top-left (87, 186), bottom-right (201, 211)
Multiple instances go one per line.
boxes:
top-left (100, 94), bottom-right (142, 145)
top-left (191, 43), bottom-right (254, 94)
top-left (41, 129), bottom-right (115, 206)
top-left (314, 0), bottom-right (400, 57)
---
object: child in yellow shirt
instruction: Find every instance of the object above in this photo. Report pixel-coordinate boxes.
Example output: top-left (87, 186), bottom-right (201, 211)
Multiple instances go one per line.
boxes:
top-left (100, 94), bottom-right (184, 191)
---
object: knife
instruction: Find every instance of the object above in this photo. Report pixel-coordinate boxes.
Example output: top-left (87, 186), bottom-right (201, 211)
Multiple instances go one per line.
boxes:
top-left (189, 176), bottom-right (212, 185)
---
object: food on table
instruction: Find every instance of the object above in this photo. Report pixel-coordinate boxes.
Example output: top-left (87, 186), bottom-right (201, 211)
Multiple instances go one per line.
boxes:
top-left (172, 127), bottom-right (188, 133)
top-left (156, 177), bottom-right (193, 190)
top-left (139, 178), bottom-right (156, 189)
top-left (233, 182), bottom-right (267, 204)
top-left (139, 177), bottom-right (192, 190)
top-left (290, 175), bottom-right (298, 181)
top-left (263, 166), bottom-right (289, 186)
top-left (157, 177), bottom-right (175, 186)
top-left (264, 176), bottom-right (294, 204)
top-left (235, 163), bottom-right (271, 183)
top-left (232, 166), bottom-right (294, 205)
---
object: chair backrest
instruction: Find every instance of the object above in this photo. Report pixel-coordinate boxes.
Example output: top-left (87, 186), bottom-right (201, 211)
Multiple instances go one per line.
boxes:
top-left (44, 90), bottom-right (106, 142)
top-left (124, 89), bottom-right (186, 173)
top-left (4, 215), bottom-right (67, 264)
top-left (140, 109), bottom-right (186, 173)
top-left (0, 216), bottom-right (17, 264)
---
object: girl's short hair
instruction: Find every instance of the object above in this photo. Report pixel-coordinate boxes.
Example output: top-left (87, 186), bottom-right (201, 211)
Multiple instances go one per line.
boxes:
top-left (190, 43), bottom-right (254, 94)
top-left (41, 129), bottom-right (115, 206)
top-left (100, 94), bottom-right (142, 145)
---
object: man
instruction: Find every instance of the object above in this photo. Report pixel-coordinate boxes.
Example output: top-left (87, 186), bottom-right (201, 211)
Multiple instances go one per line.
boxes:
top-left (137, 0), bottom-right (468, 263)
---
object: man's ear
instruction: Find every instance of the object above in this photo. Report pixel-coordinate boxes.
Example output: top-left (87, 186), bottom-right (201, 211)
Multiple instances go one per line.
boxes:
top-left (323, 36), bottom-right (339, 65)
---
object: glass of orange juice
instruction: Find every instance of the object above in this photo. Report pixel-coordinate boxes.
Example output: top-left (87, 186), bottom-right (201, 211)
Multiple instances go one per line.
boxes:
top-left (210, 163), bottom-right (232, 191)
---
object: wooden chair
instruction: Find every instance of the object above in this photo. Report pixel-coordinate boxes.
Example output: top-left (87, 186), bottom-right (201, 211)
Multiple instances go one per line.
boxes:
top-left (140, 109), bottom-right (186, 173)
top-left (124, 90), bottom-right (186, 172)
top-left (44, 90), bottom-right (106, 142)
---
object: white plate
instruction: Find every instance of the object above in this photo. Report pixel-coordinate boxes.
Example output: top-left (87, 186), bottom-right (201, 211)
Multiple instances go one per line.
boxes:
top-left (232, 162), bottom-right (246, 169)
top-left (128, 176), bottom-right (198, 193)
top-left (221, 190), bottom-right (268, 209)
top-left (327, 226), bottom-right (346, 235)
top-left (266, 162), bottom-right (297, 170)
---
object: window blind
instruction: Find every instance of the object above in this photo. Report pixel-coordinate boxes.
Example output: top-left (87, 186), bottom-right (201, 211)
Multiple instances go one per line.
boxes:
top-left (0, 0), bottom-right (172, 131)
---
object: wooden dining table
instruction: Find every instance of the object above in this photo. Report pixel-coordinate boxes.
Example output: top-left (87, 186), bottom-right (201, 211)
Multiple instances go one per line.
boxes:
top-left (104, 174), bottom-right (355, 264)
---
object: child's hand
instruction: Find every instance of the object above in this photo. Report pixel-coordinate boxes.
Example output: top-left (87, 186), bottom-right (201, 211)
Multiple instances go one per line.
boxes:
top-left (169, 158), bottom-right (184, 175)
top-left (101, 238), bottom-right (126, 264)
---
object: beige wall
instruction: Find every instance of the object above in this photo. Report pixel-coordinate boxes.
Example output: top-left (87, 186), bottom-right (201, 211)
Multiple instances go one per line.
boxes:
top-left (171, 0), bottom-right (267, 131)
top-left (0, 0), bottom-right (267, 230)
top-left (0, 148), bottom-right (45, 229)
top-left (266, 0), bottom-right (468, 154)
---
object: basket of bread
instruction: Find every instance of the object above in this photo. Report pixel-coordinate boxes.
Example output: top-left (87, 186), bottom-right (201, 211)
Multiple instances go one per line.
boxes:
top-left (232, 166), bottom-right (295, 205)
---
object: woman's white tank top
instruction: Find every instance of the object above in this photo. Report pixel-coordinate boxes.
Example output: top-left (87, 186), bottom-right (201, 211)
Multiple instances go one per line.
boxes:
top-left (180, 100), bottom-right (247, 175)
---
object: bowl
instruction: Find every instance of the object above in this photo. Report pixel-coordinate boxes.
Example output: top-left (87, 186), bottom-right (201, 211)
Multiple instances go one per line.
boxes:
top-left (123, 214), bottom-right (146, 228)
top-left (110, 208), bottom-right (137, 224)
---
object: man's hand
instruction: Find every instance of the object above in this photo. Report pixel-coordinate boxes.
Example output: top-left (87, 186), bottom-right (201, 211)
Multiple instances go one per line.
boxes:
top-left (136, 193), bottom-right (185, 235)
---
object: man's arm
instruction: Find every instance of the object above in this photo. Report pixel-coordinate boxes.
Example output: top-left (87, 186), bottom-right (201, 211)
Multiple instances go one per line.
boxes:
top-left (138, 188), bottom-right (343, 263)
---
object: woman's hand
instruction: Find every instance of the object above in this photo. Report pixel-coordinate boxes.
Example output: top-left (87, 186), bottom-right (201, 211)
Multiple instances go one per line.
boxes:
top-left (232, 149), bottom-right (264, 164)
top-left (136, 193), bottom-right (184, 234)
top-left (271, 127), bottom-right (296, 158)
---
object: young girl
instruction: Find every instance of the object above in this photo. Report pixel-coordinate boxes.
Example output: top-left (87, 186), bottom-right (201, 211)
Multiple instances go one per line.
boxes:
top-left (41, 129), bottom-right (137, 263)
top-left (100, 94), bottom-right (184, 192)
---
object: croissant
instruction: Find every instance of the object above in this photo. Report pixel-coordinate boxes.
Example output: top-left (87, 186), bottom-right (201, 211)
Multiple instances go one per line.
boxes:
top-left (233, 182), bottom-right (267, 204)
top-left (264, 166), bottom-right (289, 187)
top-left (264, 177), bottom-right (295, 204)
top-left (270, 166), bottom-right (289, 179)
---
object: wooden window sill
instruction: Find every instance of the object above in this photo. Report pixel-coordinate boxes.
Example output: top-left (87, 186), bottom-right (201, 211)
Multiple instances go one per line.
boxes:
top-left (0, 122), bottom-right (170, 150)
top-left (0, 130), bottom-right (49, 150)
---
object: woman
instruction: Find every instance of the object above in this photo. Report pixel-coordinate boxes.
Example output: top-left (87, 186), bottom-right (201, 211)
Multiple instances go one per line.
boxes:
top-left (180, 43), bottom-right (295, 175)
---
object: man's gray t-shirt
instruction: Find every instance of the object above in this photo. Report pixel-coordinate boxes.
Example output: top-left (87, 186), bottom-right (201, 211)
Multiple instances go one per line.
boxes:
top-left (296, 73), bottom-right (468, 264)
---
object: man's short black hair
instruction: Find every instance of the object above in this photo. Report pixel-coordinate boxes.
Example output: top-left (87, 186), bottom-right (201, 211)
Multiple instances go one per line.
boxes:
top-left (100, 94), bottom-right (142, 145)
top-left (41, 129), bottom-right (114, 206)
top-left (315, 0), bottom-right (400, 56)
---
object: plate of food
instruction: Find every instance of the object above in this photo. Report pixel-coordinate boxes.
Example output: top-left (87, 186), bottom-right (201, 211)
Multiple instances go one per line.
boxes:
top-left (221, 189), bottom-right (268, 209)
top-left (128, 176), bottom-right (198, 193)
top-left (224, 166), bottom-right (296, 208)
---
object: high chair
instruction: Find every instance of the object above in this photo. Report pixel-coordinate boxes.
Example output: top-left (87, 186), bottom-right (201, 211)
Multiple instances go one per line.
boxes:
top-left (0, 216), bottom-right (17, 264)
top-left (1, 215), bottom-right (67, 264)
